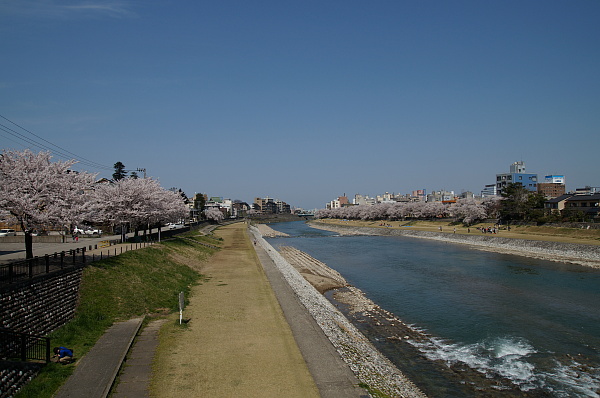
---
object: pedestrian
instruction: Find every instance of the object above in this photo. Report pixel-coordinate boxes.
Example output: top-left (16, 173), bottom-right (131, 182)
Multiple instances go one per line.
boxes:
top-left (53, 346), bottom-right (74, 364)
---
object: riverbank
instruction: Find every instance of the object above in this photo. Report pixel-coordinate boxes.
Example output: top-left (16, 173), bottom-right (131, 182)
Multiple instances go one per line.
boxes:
top-left (309, 220), bottom-right (600, 269)
top-left (250, 226), bottom-right (426, 398)
top-left (254, 223), bottom-right (290, 237)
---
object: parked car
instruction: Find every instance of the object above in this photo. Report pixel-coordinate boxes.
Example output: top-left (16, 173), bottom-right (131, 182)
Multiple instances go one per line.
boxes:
top-left (84, 228), bottom-right (102, 235)
top-left (0, 229), bottom-right (16, 236)
top-left (73, 226), bottom-right (85, 234)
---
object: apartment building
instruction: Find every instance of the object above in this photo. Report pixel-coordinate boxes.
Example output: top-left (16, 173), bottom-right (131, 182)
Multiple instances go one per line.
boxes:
top-left (254, 197), bottom-right (291, 214)
top-left (496, 161), bottom-right (538, 195)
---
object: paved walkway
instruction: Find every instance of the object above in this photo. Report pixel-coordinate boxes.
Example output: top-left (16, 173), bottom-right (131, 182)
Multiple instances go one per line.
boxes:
top-left (111, 319), bottom-right (167, 398)
top-left (54, 318), bottom-right (143, 398)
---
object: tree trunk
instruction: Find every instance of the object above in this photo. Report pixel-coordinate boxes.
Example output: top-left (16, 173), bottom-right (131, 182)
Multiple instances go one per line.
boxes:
top-left (24, 230), bottom-right (34, 259)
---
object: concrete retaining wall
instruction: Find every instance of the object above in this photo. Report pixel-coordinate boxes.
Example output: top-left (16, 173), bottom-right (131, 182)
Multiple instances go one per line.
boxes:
top-left (0, 235), bottom-right (65, 243)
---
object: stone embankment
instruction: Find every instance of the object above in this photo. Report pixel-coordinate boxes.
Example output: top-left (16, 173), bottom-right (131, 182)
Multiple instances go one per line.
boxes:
top-left (278, 246), bottom-right (347, 293)
top-left (249, 226), bottom-right (426, 398)
top-left (254, 223), bottom-right (290, 237)
top-left (308, 222), bottom-right (600, 269)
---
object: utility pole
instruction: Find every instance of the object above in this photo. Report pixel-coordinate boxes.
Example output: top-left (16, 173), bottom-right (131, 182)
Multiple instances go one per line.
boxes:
top-left (136, 168), bottom-right (147, 178)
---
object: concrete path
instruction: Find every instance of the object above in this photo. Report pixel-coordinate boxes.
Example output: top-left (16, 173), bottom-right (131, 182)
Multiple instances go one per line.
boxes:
top-left (111, 319), bottom-right (167, 398)
top-left (254, 243), bottom-right (369, 398)
top-left (54, 318), bottom-right (143, 398)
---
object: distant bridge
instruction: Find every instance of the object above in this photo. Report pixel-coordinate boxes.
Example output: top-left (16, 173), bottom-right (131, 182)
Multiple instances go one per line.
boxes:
top-left (296, 212), bottom-right (315, 217)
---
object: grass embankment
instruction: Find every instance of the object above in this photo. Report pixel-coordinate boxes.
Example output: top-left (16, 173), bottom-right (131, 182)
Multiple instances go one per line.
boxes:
top-left (16, 231), bottom-right (221, 398)
top-left (313, 219), bottom-right (600, 245)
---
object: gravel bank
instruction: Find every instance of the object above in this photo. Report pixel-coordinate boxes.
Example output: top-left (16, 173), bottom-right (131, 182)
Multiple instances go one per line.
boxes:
top-left (308, 222), bottom-right (600, 269)
top-left (254, 223), bottom-right (290, 237)
top-left (249, 226), bottom-right (426, 398)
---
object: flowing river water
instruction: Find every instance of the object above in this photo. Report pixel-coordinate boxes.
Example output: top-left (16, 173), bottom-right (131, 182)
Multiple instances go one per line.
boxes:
top-left (265, 221), bottom-right (600, 397)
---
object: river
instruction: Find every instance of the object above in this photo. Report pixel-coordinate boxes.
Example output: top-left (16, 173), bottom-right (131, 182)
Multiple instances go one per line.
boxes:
top-left (265, 221), bottom-right (600, 397)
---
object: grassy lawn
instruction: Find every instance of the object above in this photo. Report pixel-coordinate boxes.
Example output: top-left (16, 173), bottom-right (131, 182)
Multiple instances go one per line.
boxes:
top-left (16, 230), bottom-right (220, 398)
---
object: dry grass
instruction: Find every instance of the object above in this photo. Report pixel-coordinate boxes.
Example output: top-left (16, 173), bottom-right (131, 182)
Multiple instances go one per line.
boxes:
top-left (314, 219), bottom-right (600, 245)
top-left (150, 223), bottom-right (319, 398)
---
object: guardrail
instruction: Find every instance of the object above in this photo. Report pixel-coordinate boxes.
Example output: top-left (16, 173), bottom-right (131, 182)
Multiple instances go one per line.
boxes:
top-left (0, 329), bottom-right (51, 363)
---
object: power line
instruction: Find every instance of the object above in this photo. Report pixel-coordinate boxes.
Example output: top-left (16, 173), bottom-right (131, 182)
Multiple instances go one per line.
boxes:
top-left (0, 114), bottom-right (114, 171)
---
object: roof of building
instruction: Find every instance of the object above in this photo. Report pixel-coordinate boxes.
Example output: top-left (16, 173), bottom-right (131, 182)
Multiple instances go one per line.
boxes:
top-left (545, 194), bottom-right (574, 203)
top-left (566, 193), bottom-right (600, 201)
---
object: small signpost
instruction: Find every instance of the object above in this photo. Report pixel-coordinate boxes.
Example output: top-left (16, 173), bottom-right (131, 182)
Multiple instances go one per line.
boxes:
top-left (178, 291), bottom-right (185, 324)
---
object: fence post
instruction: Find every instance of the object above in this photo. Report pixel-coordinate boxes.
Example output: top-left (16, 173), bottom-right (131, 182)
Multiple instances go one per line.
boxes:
top-left (72, 250), bottom-right (76, 265)
top-left (82, 247), bottom-right (86, 263)
top-left (60, 251), bottom-right (65, 268)
top-left (45, 254), bottom-right (50, 273)
top-left (21, 333), bottom-right (27, 361)
top-left (45, 338), bottom-right (51, 363)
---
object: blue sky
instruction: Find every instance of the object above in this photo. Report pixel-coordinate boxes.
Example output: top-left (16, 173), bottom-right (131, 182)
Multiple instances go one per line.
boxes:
top-left (1, 1), bottom-right (599, 209)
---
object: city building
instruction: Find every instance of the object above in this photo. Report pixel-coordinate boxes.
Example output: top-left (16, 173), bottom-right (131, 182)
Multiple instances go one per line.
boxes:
top-left (353, 194), bottom-right (376, 206)
top-left (563, 194), bottom-right (600, 220)
top-left (537, 174), bottom-right (566, 199)
top-left (545, 175), bottom-right (565, 184)
top-left (458, 191), bottom-right (475, 199)
top-left (544, 194), bottom-right (572, 212)
top-left (326, 195), bottom-right (349, 209)
top-left (253, 197), bottom-right (291, 214)
top-left (481, 184), bottom-right (497, 197)
top-left (496, 161), bottom-right (538, 195)
top-left (411, 190), bottom-right (426, 201)
top-left (573, 186), bottom-right (600, 195)
top-left (376, 192), bottom-right (396, 203)
top-left (427, 190), bottom-right (455, 202)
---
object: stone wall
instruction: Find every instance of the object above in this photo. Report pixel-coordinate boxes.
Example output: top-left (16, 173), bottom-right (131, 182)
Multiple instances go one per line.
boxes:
top-left (0, 268), bottom-right (83, 336)
top-left (0, 235), bottom-right (64, 243)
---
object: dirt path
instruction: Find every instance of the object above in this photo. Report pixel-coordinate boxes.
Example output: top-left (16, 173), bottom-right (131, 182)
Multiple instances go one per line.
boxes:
top-left (151, 223), bottom-right (319, 397)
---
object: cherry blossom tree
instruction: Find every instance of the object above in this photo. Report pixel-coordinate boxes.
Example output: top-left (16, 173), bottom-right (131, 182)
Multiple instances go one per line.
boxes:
top-left (204, 207), bottom-right (224, 223)
top-left (92, 177), bottom-right (188, 241)
top-left (0, 149), bottom-right (97, 258)
top-left (448, 198), bottom-right (488, 225)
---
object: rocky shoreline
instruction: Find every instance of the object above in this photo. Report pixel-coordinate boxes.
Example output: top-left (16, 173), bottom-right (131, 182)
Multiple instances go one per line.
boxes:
top-left (308, 221), bottom-right (600, 269)
top-left (254, 223), bottom-right (290, 237)
top-left (249, 225), bottom-right (426, 398)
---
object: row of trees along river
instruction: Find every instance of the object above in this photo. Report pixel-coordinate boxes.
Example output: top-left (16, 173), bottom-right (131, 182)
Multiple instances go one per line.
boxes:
top-left (0, 149), bottom-right (220, 259)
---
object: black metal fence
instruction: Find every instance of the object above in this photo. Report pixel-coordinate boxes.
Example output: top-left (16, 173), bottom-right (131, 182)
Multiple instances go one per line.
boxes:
top-left (0, 329), bottom-right (51, 363)
top-left (0, 241), bottom-right (153, 286)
